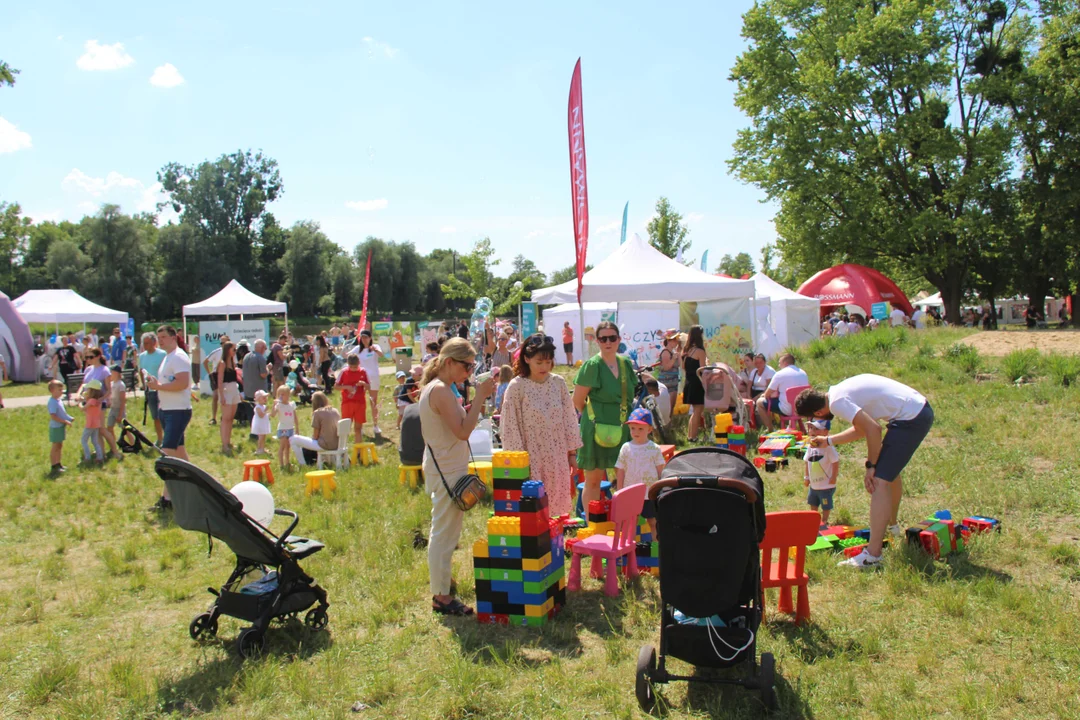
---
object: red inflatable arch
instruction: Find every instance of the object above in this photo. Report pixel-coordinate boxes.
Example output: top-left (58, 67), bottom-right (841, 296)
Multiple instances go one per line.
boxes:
top-left (796, 264), bottom-right (914, 317)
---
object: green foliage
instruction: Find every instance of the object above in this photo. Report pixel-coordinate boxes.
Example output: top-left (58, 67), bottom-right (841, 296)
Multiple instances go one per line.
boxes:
top-left (0, 200), bottom-right (31, 293)
top-left (1000, 348), bottom-right (1042, 383)
top-left (548, 262), bottom-right (593, 286)
top-left (646, 197), bottom-right (691, 261)
top-left (942, 342), bottom-right (982, 376)
top-left (44, 239), bottom-right (91, 291)
top-left (277, 221), bottom-right (335, 315)
top-left (715, 251), bottom-right (755, 277)
top-left (441, 237), bottom-right (500, 305)
top-left (0, 60), bottom-right (17, 88)
top-left (79, 205), bottom-right (157, 321)
top-left (1043, 353), bottom-right (1080, 387)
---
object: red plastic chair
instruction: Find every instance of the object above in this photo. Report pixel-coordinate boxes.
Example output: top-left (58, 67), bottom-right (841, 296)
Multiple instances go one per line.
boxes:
top-left (760, 510), bottom-right (820, 625)
top-left (568, 484), bottom-right (647, 596)
top-left (779, 385), bottom-right (811, 432)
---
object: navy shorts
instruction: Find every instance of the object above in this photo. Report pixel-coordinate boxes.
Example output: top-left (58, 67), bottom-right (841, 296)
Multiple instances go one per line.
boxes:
top-left (640, 498), bottom-right (656, 520)
top-left (807, 487), bottom-right (836, 511)
top-left (876, 403), bottom-right (934, 482)
top-left (763, 396), bottom-right (780, 413)
top-left (161, 409), bottom-right (192, 450)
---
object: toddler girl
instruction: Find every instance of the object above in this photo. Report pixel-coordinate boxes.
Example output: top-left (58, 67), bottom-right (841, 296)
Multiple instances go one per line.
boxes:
top-left (270, 385), bottom-right (297, 468)
top-left (494, 364), bottom-right (512, 413)
top-left (81, 379), bottom-right (105, 463)
top-left (251, 389), bottom-right (271, 455)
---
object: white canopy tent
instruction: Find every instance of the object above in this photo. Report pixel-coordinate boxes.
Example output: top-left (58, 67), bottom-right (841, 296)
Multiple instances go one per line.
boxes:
top-left (531, 234), bottom-right (754, 304)
top-left (182, 279), bottom-right (289, 335)
top-left (541, 301), bottom-right (680, 365)
top-left (913, 292), bottom-right (942, 309)
top-left (750, 273), bottom-right (821, 352)
top-left (12, 289), bottom-right (129, 341)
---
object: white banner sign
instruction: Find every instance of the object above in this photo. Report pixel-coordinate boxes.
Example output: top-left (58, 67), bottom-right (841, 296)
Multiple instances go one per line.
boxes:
top-left (198, 320), bottom-right (271, 356)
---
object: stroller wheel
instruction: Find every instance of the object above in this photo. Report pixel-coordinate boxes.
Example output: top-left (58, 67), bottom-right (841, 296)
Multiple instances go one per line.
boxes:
top-left (635, 644), bottom-right (657, 712)
top-left (189, 612), bottom-right (217, 640)
top-left (236, 628), bottom-right (266, 659)
top-left (305, 606), bottom-right (329, 630)
top-left (759, 652), bottom-right (777, 711)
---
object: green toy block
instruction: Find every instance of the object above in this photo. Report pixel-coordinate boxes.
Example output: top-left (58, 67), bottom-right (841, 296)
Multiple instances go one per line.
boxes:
top-left (489, 534), bottom-right (521, 548)
top-left (838, 537), bottom-right (865, 549)
top-left (474, 567), bottom-right (491, 581)
top-left (807, 535), bottom-right (839, 552)
top-left (493, 467), bottom-right (531, 480)
top-left (510, 614), bottom-right (547, 628)
top-left (522, 567), bottom-right (563, 595)
top-left (489, 568), bottom-right (523, 583)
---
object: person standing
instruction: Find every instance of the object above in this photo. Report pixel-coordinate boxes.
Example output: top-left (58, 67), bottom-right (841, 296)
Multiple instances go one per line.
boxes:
top-left (562, 321), bottom-right (575, 366)
top-left (656, 331), bottom-right (681, 413)
top-left (350, 330), bottom-right (384, 437)
top-left (138, 332), bottom-right (167, 445)
top-left (202, 334), bottom-right (229, 426)
top-left (147, 325), bottom-right (192, 510)
top-left (911, 307), bottom-right (927, 329)
top-left (680, 325), bottom-right (707, 443)
top-left (500, 334), bottom-right (582, 518)
top-left (572, 320), bottom-right (634, 508)
top-left (890, 306), bottom-right (908, 327)
top-left (270, 333), bottom-right (288, 392)
top-left (316, 335), bottom-right (334, 394)
top-left (216, 342), bottom-right (241, 455)
top-left (795, 374), bottom-right (934, 568)
top-left (419, 338), bottom-right (495, 616)
top-left (242, 339), bottom-right (269, 401)
top-left (53, 335), bottom-right (82, 397)
top-left (457, 321), bottom-right (469, 340)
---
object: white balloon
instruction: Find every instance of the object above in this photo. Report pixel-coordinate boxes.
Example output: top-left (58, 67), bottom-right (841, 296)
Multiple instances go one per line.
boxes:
top-left (230, 481), bottom-right (275, 527)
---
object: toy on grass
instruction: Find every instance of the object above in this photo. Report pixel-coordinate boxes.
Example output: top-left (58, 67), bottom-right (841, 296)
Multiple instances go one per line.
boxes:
top-left (963, 516), bottom-right (1001, 534)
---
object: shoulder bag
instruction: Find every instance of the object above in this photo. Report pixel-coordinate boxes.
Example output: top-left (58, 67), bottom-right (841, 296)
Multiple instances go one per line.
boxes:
top-left (428, 443), bottom-right (487, 511)
top-left (587, 356), bottom-right (630, 448)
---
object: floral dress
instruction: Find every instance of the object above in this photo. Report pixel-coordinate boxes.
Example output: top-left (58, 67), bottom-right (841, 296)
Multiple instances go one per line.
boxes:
top-left (500, 374), bottom-right (583, 518)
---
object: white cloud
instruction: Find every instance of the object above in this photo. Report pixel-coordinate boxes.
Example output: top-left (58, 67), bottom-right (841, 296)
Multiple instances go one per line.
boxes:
top-left (62, 168), bottom-right (141, 196)
top-left (345, 198), bottom-right (389, 211)
top-left (686, 212), bottom-right (705, 223)
top-left (0, 117), bottom-right (32, 154)
top-left (76, 40), bottom-right (135, 71)
top-left (594, 221), bottom-right (620, 234)
top-left (439, 226), bottom-right (457, 233)
top-left (149, 63), bottom-right (184, 88)
top-left (362, 36), bottom-right (400, 59)
top-left (526, 230), bottom-right (544, 239)
top-left (61, 169), bottom-right (177, 224)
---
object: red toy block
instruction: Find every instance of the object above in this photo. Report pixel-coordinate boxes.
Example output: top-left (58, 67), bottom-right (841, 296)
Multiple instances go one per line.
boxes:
top-left (963, 517), bottom-right (1000, 534)
top-left (477, 613), bottom-right (510, 626)
top-left (493, 489), bottom-right (523, 502)
top-left (820, 525), bottom-right (855, 540)
top-left (919, 530), bottom-right (941, 559)
top-left (843, 543), bottom-right (868, 558)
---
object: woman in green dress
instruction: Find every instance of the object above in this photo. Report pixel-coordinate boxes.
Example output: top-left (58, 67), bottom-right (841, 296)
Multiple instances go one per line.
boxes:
top-left (572, 321), bottom-right (634, 510)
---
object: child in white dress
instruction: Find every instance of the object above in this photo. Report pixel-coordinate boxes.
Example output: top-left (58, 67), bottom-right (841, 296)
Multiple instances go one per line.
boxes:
top-left (251, 390), bottom-right (271, 455)
top-left (269, 386), bottom-right (296, 468)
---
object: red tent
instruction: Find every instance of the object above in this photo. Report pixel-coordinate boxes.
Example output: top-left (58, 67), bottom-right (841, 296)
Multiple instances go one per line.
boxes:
top-left (796, 264), bottom-right (914, 317)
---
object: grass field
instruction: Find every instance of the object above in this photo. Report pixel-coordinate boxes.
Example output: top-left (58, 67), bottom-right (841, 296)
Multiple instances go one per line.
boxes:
top-left (1, 327), bottom-right (1079, 719)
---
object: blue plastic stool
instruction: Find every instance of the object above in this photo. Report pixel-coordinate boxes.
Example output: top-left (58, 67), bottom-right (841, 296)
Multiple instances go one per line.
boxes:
top-left (575, 480), bottom-right (613, 519)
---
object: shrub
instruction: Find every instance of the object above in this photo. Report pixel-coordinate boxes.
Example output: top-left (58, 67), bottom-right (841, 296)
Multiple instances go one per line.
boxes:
top-left (1000, 349), bottom-right (1042, 383)
top-left (1043, 353), bottom-right (1080, 387)
top-left (942, 343), bottom-right (981, 376)
top-left (806, 337), bottom-right (835, 359)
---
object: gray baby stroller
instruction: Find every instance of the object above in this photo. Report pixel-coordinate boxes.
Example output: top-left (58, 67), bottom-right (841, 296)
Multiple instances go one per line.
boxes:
top-left (154, 457), bottom-right (330, 658)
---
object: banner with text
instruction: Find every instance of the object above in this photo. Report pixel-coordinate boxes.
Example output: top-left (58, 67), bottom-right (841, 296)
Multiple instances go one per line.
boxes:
top-left (521, 303), bottom-right (538, 337)
top-left (198, 319), bottom-right (271, 357)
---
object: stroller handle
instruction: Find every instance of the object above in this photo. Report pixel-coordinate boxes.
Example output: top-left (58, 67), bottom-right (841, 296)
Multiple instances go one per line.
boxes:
top-left (649, 476), bottom-right (759, 505)
top-left (273, 508), bottom-right (300, 551)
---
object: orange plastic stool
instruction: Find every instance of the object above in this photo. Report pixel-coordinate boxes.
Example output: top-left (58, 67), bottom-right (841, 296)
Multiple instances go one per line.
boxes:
top-left (658, 444), bottom-right (676, 462)
top-left (243, 459), bottom-right (275, 486)
top-left (760, 510), bottom-right (820, 625)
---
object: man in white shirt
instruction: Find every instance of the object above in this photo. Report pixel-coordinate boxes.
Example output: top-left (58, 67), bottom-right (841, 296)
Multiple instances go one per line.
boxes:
top-left (890, 307), bottom-right (908, 327)
top-left (795, 374), bottom-right (934, 568)
top-left (911, 308), bottom-right (926, 329)
top-left (147, 324), bottom-right (193, 511)
top-left (757, 353), bottom-right (809, 431)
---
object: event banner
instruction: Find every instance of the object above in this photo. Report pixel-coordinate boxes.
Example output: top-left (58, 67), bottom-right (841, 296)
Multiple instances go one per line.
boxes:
top-left (521, 303), bottom-right (538, 337)
top-left (568, 58), bottom-right (589, 302)
top-left (373, 321), bottom-right (414, 359)
top-left (417, 321), bottom-right (442, 354)
top-left (680, 299), bottom-right (753, 360)
top-left (198, 319), bottom-right (271, 356)
top-left (359, 249), bottom-right (372, 333)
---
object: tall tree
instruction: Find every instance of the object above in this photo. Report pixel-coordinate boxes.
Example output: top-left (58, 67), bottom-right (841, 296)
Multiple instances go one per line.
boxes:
top-left (353, 238), bottom-right (400, 315)
top-left (328, 253), bottom-right (355, 315)
top-left (79, 204), bottom-right (157, 319)
top-left (716, 252), bottom-right (755, 278)
top-left (154, 223), bottom-right (226, 318)
top-left (394, 242), bottom-right (424, 314)
top-left (278, 221), bottom-right (334, 315)
top-left (729, 0), bottom-right (1020, 323)
top-left (548, 262), bottom-right (593, 286)
top-left (252, 213), bottom-right (287, 298)
top-left (441, 237), bottom-right (500, 305)
top-left (646, 197), bottom-right (692, 260)
top-left (45, 240), bottom-right (91, 292)
top-left (0, 201), bottom-right (31, 295)
top-left (157, 150), bottom-right (283, 281)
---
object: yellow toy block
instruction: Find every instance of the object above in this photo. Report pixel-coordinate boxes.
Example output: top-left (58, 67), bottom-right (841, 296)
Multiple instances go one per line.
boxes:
top-left (492, 450), bottom-right (530, 468)
top-left (558, 575), bottom-right (567, 590)
top-left (588, 521), bottom-right (615, 535)
top-left (714, 412), bottom-right (733, 432)
top-left (487, 516), bottom-right (522, 536)
top-left (524, 597), bottom-right (555, 617)
top-left (473, 540), bottom-right (489, 558)
top-left (576, 527), bottom-right (594, 540)
top-left (521, 553), bottom-right (552, 572)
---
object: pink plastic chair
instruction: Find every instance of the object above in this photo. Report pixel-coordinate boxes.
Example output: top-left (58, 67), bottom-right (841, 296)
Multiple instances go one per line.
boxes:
top-left (779, 385), bottom-right (811, 432)
top-left (568, 484), bottom-right (647, 596)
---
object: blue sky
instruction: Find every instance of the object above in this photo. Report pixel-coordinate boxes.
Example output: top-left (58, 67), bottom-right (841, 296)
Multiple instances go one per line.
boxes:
top-left (0, 1), bottom-right (777, 278)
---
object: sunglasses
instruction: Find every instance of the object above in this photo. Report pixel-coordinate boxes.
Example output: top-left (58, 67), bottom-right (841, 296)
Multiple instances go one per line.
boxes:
top-left (525, 335), bottom-right (554, 348)
top-left (597, 334), bottom-right (620, 343)
top-left (454, 358), bottom-right (477, 373)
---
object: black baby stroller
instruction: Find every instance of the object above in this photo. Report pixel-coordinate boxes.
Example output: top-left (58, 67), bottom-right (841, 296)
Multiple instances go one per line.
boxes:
top-left (636, 447), bottom-right (775, 711)
top-left (154, 456), bottom-right (330, 658)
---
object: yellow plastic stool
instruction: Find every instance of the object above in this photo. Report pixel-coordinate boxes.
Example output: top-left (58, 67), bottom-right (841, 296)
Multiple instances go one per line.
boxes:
top-left (399, 465), bottom-right (423, 490)
top-left (468, 461), bottom-right (493, 485)
top-left (305, 470), bottom-right (337, 498)
top-left (351, 442), bottom-right (380, 466)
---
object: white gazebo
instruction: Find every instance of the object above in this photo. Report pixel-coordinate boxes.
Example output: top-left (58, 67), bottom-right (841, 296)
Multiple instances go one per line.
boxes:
top-left (750, 273), bottom-right (821, 353)
top-left (182, 280), bottom-right (289, 333)
top-left (12, 288), bottom-right (129, 338)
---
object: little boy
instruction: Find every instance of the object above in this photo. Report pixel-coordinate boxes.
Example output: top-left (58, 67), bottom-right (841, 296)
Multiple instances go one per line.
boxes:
top-left (615, 407), bottom-right (667, 539)
top-left (394, 370), bottom-right (417, 428)
top-left (47, 379), bottom-right (73, 473)
top-left (107, 365), bottom-right (127, 460)
top-left (804, 419), bottom-right (840, 528)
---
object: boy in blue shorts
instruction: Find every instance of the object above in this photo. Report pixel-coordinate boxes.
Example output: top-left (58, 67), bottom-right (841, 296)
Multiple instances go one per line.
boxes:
top-left (47, 379), bottom-right (74, 473)
top-left (804, 419), bottom-right (839, 528)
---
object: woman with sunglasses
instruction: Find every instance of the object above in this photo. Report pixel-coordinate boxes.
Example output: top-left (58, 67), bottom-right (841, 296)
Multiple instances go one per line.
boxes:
top-left (500, 334), bottom-right (582, 518)
top-left (419, 338), bottom-right (496, 616)
top-left (682, 325), bottom-right (708, 442)
top-left (571, 320), bottom-right (634, 509)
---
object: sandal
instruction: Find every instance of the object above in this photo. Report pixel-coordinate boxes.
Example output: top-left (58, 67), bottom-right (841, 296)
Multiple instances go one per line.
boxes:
top-left (432, 596), bottom-right (473, 616)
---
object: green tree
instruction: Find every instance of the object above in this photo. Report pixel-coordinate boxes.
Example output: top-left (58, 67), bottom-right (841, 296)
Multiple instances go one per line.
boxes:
top-left (253, 213), bottom-right (287, 298)
top-left (729, 0), bottom-right (1019, 323)
top-left (716, 252), bottom-right (755, 278)
top-left (45, 240), bottom-right (91, 291)
top-left (393, 242), bottom-right (423, 314)
top-left (548, 262), bottom-right (593, 286)
top-left (0, 201), bottom-right (31, 295)
top-left (0, 61), bottom-right (18, 88)
top-left (646, 197), bottom-right (691, 260)
top-left (157, 150), bottom-right (283, 282)
top-left (353, 238), bottom-right (399, 315)
top-left (328, 253), bottom-right (355, 315)
top-left (278, 221), bottom-right (334, 315)
top-left (78, 205), bottom-right (157, 319)
top-left (496, 255), bottom-right (549, 314)
top-left (154, 223), bottom-right (226, 318)
top-left (441, 237), bottom-right (500, 305)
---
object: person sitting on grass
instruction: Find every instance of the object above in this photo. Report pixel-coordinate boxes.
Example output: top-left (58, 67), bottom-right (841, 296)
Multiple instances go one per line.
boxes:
top-left (804, 419), bottom-right (839, 529)
top-left (615, 407), bottom-right (667, 540)
top-left (796, 374), bottom-right (934, 568)
top-left (47, 379), bottom-right (74, 474)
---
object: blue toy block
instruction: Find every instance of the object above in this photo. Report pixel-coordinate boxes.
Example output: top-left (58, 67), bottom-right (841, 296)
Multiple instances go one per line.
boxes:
top-left (933, 510), bottom-right (952, 520)
top-left (521, 481), bottom-right (545, 498)
top-left (477, 600), bottom-right (493, 614)
top-left (853, 528), bottom-right (871, 541)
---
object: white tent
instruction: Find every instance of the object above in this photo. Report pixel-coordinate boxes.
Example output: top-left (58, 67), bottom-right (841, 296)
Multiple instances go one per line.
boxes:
top-left (913, 292), bottom-right (942, 309)
top-left (532, 234), bottom-right (754, 304)
top-left (12, 289), bottom-right (129, 334)
top-left (542, 301), bottom-right (680, 365)
top-left (183, 279), bottom-right (288, 335)
top-left (750, 273), bottom-right (821, 351)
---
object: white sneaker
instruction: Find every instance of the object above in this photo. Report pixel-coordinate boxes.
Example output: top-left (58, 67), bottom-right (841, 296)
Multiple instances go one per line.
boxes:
top-left (887, 523), bottom-right (904, 539)
top-left (838, 549), bottom-right (882, 568)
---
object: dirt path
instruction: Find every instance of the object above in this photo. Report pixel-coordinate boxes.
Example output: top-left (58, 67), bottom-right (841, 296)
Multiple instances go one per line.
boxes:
top-left (962, 329), bottom-right (1080, 356)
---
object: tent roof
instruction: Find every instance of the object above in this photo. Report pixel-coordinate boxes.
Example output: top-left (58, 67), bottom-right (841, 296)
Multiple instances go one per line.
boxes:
top-left (913, 292), bottom-right (942, 307)
top-left (750, 273), bottom-right (819, 305)
top-left (796, 264), bottom-right (914, 316)
top-left (12, 289), bottom-right (129, 324)
top-left (183, 280), bottom-right (287, 316)
top-left (532, 235), bottom-right (753, 304)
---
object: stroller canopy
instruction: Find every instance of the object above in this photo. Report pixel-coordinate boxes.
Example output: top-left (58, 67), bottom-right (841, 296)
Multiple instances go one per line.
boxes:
top-left (661, 448), bottom-right (766, 542)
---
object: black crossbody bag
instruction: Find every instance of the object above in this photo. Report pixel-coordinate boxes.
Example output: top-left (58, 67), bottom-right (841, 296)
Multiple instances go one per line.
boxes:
top-left (427, 444), bottom-right (488, 511)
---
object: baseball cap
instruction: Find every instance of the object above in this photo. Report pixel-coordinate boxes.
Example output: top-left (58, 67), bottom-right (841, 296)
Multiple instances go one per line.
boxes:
top-left (808, 419), bottom-right (831, 431)
top-left (110, 364), bottom-right (122, 373)
top-left (626, 407), bottom-right (653, 427)
top-left (395, 371), bottom-right (406, 379)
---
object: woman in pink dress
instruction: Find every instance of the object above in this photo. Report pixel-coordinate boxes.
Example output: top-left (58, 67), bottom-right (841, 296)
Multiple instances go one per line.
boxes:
top-left (500, 334), bottom-right (583, 518)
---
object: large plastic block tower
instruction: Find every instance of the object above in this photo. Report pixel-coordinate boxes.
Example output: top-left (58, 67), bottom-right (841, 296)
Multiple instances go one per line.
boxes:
top-left (728, 425), bottom-right (747, 456)
top-left (714, 413), bottom-right (733, 451)
top-left (473, 451), bottom-right (566, 626)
